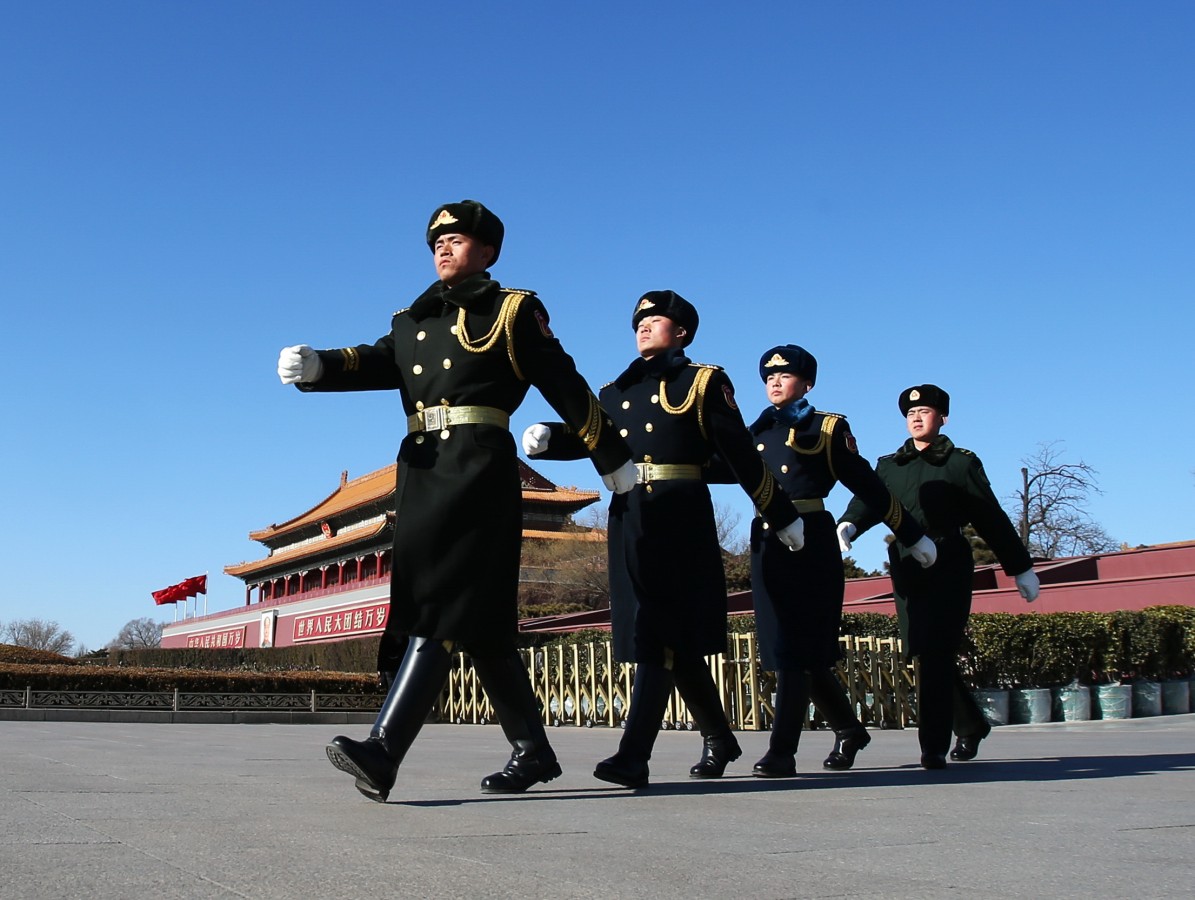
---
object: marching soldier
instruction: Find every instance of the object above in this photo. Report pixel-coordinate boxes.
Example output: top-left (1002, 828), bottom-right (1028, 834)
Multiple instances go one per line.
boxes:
top-left (524, 291), bottom-right (804, 788)
top-left (747, 345), bottom-right (937, 777)
top-left (838, 384), bottom-right (1040, 769)
top-left (277, 200), bottom-right (635, 801)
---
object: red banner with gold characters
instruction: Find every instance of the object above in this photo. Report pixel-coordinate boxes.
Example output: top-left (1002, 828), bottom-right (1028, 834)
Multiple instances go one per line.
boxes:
top-left (293, 602), bottom-right (389, 643)
top-left (185, 625), bottom-right (246, 649)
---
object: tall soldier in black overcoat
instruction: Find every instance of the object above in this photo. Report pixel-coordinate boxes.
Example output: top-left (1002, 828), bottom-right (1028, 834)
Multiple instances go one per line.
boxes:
top-left (838, 385), bottom-right (1040, 769)
top-left (276, 200), bottom-right (635, 801)
top-left (747, 345), bottom-right (937, 778)
top-left (524, 291), bottom-right (805, 788)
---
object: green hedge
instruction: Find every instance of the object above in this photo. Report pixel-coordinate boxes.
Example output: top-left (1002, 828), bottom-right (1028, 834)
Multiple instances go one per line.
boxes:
top-left (958, 606), bottom-right (1195, 688)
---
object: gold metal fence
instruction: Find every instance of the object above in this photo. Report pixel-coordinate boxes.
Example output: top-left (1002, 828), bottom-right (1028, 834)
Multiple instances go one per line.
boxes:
top-left (439, 633), bottom-right (918, 731)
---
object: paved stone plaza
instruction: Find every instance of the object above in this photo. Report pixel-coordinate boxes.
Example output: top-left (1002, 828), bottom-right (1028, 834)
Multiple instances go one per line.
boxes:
top-left (2, 715), bottom-right (1193, 899)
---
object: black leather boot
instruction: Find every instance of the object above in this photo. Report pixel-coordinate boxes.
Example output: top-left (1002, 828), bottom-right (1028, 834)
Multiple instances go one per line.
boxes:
top-left (671, 653), bottom-right (741, 778)
top-left (472, 652), bottom-right (563, 793)
top-left (950, 672), bottom-right (992, 760)
top-left (594, 663), bottom-right (674, 788)
top-left (809, 668), bottom-right (871, 770)
top-left (753, 670), bottom-right (808, 778)
top-left (326, 636), bottom-right (451, 802)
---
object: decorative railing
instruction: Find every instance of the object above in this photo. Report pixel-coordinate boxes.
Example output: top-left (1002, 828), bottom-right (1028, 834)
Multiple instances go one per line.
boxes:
top-left (2, 634), bottom-right (918, 728)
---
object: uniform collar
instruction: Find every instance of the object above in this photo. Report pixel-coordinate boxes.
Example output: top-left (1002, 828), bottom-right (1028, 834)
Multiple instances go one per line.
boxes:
top-left (750, 399), bottom-right (815, 435)
top-left (408, 272), bottom-right (500, 321)
top-left (895, 433), bottom-right (954, 465)
top-left (614, 348), bottom-right (690, 390)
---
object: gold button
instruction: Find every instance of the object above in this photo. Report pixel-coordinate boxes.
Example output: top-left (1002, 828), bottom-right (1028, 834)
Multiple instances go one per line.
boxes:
top-left (442, 359), bottom-right (452, 369)
top-left (757, 443), bottom-right (765, 452)
top-left (651, 394), bottom-right (659, 404)
top-left (440, 429), bottom-right (450, 440)
top-left (645, 423), bottom-right (653, 432)
top-left (412, 364), bottom-right (423, 375)
top-left (415, 435), bottom-right (425, 444)
top-left (619, 428), bottom-right (629, 438)
top-left (781, 465), bottom-right (789, 473)
top-left (450, 325), bottom-right (459, 335)
top-left (415, 401), bottom-right (425, 411)
top-left (416, 331), bottom-right (426, 341)
top-left (621, 400), bottom-right (630, 409)
top-left (763, 522), bottom-right (771, 530)
top-left (645, 484), bottom-right (654, 494)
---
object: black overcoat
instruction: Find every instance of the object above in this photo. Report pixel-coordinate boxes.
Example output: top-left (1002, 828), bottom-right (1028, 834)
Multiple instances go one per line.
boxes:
top-left (537, 350), bottom-right (797, 664)
top-left (749, 409), bottom-right (926, 670)
top-left (299, 273), bottom-right (628, 662)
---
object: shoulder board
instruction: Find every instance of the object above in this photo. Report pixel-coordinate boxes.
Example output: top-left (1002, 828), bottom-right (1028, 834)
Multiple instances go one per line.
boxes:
top-left (393, 306), bottom-right (411, 316)
top-left (957, 448), bottom-right (976, 457)
top-left (600, 379), bottom-right (615, 390)
top-left (877, 452), bottom-right (898, 461)
top-left (688, 362), bottom-right (724, 371)
top-left (500, 288), bottom-right (537, 298)
top-left (818, 410), bottom-right (847, 421)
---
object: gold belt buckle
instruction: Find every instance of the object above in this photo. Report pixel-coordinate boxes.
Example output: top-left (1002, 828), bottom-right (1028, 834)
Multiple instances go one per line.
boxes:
top-left (423, 406), bottom-right (447, 432)
top-left (635, 463), bottom-right (650, 485)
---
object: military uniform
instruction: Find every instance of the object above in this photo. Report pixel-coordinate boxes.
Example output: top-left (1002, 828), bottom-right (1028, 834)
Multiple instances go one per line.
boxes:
top-left (745, 344), bottom-right (928, 776)
top-left (841, 406), bottom-right (1031, 763)
top-left (302, 272), bottom-right (627, 658)
top-left (296, 200), bottom-right (631, 801)
top-left (533, 291), bottom-right (798, 786)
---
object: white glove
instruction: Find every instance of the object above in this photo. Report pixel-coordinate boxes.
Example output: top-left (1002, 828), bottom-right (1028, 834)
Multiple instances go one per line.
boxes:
top-left (1015, 569), bottom-right (1040, 603)
top-left (522, 424), bottom-right (551, 456)
top-left (277, 345), bottom-right (324, 385)
top-left (601, 460), bottom-right (638, 494)
top-left (836, 521), bottom-right (857, 553)
top-left (775, 518), bottom-right (805, 552)
top-left (909, 535), bottom-right (938, 568)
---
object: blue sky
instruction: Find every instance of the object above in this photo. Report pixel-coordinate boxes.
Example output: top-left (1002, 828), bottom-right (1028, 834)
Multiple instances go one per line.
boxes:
top-left (2, 2), bottom-right (1192, 652)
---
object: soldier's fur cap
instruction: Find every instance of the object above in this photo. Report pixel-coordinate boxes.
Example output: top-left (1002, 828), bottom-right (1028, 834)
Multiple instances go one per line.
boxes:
top-left (899, 384), bottom-right (950, 416)
top-left (426, 200), bottom-right (504, 264)
top-left (631, 290), bottom-right (698, 347)
top-left (758, 344), bottom-right (817, 385)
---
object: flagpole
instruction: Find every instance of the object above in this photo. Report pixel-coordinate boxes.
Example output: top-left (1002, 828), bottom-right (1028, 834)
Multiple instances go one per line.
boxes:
top-left (203, 570), bottom-right (209, 617)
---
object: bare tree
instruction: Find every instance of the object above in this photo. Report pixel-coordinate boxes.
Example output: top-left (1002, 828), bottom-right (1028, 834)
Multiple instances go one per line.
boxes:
top-left (110, 617), bottom-right (164, 650)
top-left (3, 618), bottom-right (76, 655)
top-left (1008, 441), bottom-right (1118, 559)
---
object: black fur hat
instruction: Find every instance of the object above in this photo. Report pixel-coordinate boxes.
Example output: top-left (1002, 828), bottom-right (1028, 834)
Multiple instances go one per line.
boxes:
top-left (899, 384), bottom-right (950, 416)
top-left (631, 290), bottom-right (698, 347)
top-left (426, 200), bottom-right (504, 264)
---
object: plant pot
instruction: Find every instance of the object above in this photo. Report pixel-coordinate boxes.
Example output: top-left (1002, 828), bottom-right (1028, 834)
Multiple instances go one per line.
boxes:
top-left (1161, 679), bottom-right (1191, 715)
top-left (1052, 684), bottom-right (1091, 722)
top-left (974, 689), bottom-right (1009, 726)
top-left (1092, 683), bottom-right (1132, 720)
top-left (1131, 680), bottom-right (1162, 717)
top-left (1010, 687), bottom-right (1052, 724)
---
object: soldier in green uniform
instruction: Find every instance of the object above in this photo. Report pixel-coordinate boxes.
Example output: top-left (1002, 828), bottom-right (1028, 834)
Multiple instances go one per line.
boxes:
top-left (747, 345), bottom-right (937, 778)
top-left (838, 384), bottom-right (1040, 769)
top-left (277, 200), bottom-right (635, 801)
top-left (524, 291), bottom-right (805, 788)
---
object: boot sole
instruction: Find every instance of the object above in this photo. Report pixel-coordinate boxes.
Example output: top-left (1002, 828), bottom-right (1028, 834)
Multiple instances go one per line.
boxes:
top-left (326, 744), bottom-right (391, 802)
top-left (593, 766), bottom-right (648, 789)
top-left (479, 762), bottom-right (563, 794)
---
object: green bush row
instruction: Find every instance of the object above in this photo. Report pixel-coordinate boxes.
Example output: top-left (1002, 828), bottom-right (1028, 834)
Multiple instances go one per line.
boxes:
top-left (0, 662), bottom-right (378, 694)
top-left (959, 606), bottom-right (1195, 688)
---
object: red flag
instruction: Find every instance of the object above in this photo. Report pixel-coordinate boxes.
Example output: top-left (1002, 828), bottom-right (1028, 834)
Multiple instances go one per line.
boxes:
top-left (152, 585), bottom-right (182, 605)
top-left (180, 575), bottom-right (208, 597)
